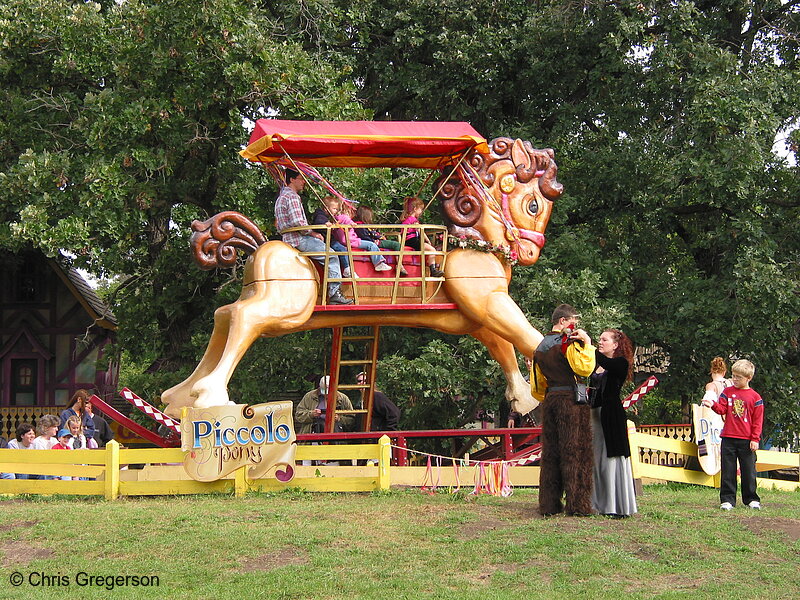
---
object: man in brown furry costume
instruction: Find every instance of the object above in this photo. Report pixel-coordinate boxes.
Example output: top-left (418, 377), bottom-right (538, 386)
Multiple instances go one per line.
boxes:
top-left (531, 304), bottom-right (596, 516)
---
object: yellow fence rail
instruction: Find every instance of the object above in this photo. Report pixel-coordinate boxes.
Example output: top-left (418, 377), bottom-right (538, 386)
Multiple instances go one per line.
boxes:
top-left (2, 432), bottom-right (797, 498)
top-left (0, 436), bottom-right (392, 500)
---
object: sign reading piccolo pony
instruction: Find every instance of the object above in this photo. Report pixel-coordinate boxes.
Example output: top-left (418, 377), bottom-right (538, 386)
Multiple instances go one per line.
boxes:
top-left (180, 403), bottom-right (297, 482)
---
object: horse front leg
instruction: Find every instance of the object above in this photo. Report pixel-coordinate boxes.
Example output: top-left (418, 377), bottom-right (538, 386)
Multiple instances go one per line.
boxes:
top-left (471, 327), bottom-right (538, 416)
top-left (161, 305), bottom-right (234, 416)
top-left (444, 252), bottom-right (543, 359)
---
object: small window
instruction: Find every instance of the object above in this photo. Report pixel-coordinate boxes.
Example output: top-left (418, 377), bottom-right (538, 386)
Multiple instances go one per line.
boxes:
top-left (17, 365), bottom-right (33, 386)
top-left (11, 359), bottom-right (37, 406)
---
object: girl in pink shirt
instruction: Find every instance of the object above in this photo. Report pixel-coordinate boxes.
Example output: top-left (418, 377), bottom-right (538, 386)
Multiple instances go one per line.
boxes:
top-left (334, 199), bottom-right (392, 272)
top-left (400, 197), bottom-right (443, 277)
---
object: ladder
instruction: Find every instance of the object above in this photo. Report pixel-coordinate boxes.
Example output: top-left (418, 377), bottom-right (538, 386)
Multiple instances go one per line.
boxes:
top-left (324, 325), bottom-right (380, 433)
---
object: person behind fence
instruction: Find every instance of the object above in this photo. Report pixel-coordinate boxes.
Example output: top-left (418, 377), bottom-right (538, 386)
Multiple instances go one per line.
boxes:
top-left (295, 376), bottom-right (354, 435)
top-left (66, 415), bottom-right (98, 450)
top-left (51, 428), bottom-right (75, 481)
top-left (6, 423), bottom-right (36, 480)
top-left (531, 304), bottom-right (596, 516)
top-left (356, 371), bottom-right (400, 431)
top-left (60, 389), bottom-right (96, 441)
top-left (311, 195), bottom-right (353, 277)
top-left (52, 429), bottom-right (73, 451)
top-left (399, 197), bottom-right (444, 278)
top-left (274, 168), bottom-right (353, 305)
top-left (334, 198), bottom-right (394, 273)
top-left (32, 414), bottom-right (60, 450)
top-left (590, 328), bottom-right (638, 518)
top-left (84, 398), bottom-right (114, 448)
top-left (1, 434), bottom-right (12, 479)
top-left (702, 359), bottom-right (764, 511)
top-left (30, 415), bottom-right (60, 480)
top-left (354, 205), bottom-right (408, 276)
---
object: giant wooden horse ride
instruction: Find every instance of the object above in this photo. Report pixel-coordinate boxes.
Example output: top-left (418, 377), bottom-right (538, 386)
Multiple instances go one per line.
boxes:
top-left (161, 120), bottom-right (562, 423)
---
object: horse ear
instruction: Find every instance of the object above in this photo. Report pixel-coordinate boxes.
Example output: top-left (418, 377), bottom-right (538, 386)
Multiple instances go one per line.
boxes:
top-left (511, 139), bottom-right (531, 173)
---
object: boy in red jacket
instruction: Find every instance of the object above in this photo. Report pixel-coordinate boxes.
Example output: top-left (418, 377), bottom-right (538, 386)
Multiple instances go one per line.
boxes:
top-left (702, 359), bottom-right (764, 510)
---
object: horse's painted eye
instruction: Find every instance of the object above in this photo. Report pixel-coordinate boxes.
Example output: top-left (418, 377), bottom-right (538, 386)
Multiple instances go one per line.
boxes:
top-left (527, 195), bottom-right (539, 215)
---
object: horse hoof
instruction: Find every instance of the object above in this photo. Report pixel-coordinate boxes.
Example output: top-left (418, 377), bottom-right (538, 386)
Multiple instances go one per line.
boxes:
top-left (191, 389), bottom-right (230, 410)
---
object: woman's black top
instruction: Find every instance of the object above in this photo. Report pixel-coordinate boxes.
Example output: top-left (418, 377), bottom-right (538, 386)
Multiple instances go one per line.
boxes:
top-left (590, 351), bottom-right (631, 458)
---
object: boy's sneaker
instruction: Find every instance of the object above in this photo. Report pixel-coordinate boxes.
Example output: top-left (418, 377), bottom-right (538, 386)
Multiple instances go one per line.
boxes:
top-left (747, 501), bottom-right (761, 510)
top-left (342, 267), bottom-right (351, 277)
top-left (374, 261), bottom-right (392, 272)
top-left (720, 502), bottom-right (733, 511)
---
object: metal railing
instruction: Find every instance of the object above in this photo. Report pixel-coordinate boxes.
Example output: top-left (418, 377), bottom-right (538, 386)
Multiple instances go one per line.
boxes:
top-left (282, 223), bottom-right (449, 305)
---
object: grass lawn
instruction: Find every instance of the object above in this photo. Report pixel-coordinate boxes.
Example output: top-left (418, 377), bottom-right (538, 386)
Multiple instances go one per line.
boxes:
top-left (1, 484), bottom-right (799, 599)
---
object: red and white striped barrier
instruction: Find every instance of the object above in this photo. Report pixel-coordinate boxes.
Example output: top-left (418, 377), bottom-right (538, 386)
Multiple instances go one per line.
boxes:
top-left (120, 387), bottom-right (181, 434)
top-left (622, 376), bottom-right (659, 409)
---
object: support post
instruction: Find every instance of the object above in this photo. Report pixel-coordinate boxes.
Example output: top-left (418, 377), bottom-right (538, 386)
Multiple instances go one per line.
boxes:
top-left (629, 432), bottom-right (641, 480)
top-left (104, 440), bottom-right (120, 501)
top-left (378, 435), bottom-right (391, 490)
top-left (235, 466), bottom-right (248, 497)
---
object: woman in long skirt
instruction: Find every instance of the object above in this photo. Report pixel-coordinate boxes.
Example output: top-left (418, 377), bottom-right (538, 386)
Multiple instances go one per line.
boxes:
top-left (590, 329), bottom-right (638, 518)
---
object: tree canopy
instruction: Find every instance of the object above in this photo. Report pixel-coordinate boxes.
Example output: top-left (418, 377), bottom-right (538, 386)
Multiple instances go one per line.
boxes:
top-left (2, 0), bottom-right (798, 446)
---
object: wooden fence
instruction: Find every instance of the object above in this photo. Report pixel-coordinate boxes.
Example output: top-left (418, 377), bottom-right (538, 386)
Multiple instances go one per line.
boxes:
top-left (630, 431), bottom-right (800, 491)
top-left (2, 431), bottom-right (797, 499)
top-left (0, 437), bottom-right (392, 499)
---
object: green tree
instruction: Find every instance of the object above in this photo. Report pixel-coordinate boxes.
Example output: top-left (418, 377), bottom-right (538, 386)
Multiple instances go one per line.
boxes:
top-left (0, 0), bottom-right (364, 385)
top-left (5, 1), bottom-right (799, 446)
top-left (281, 0), bottom-right (800, 443)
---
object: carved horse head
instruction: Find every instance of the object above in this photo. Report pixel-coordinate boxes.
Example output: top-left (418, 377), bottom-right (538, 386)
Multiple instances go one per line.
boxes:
top-left (437, 138), bottom-right (562, 266)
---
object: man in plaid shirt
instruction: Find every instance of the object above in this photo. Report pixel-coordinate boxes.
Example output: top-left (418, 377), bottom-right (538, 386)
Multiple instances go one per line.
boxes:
top-left (275, 169), bottom-right (353, 305)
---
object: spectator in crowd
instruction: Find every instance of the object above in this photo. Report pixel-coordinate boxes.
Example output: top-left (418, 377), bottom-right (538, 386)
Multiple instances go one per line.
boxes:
top-left (60, 389), bottom-right (96, 441)
top-left (8, 423), bottom-right (36, 450)
top-left (295, 376), bottom-right (354, 434)
top-left (84, 398), bottom-right (114, 448)
top-left (52, 429), bottom-right (74, 480)
top-left (30, 415), bottom-right (61, 480)
top-left (7, 423), bottom-right (36, 480)
top-left (52, 429), bottom-right (73, 451)
top-left (66, 415), bottom-right (98, 450)
top-left (356, 372), bottom-right (400, 431)
top-left (1, 434), bottom-right (12, 479)
top-left (32, 415), bottom-right (60, 450)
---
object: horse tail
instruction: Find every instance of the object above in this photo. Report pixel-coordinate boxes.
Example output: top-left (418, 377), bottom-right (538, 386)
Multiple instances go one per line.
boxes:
top-left (190, 211), bottom-right (267, 270)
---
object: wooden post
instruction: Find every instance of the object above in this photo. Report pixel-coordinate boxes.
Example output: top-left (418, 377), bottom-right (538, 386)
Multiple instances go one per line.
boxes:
top-left (629, 431), bottom-right (641, 479)
top-left (235, 466), bottom-right (248, 497)
top-left (378, 435), bottom-right (391, 490)
top-left (104, 440), bottom-right (120, 501)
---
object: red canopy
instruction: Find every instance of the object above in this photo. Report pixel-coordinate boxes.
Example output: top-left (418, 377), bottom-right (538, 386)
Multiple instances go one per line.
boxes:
top-left (240, 120), bottom-right (488, 169)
